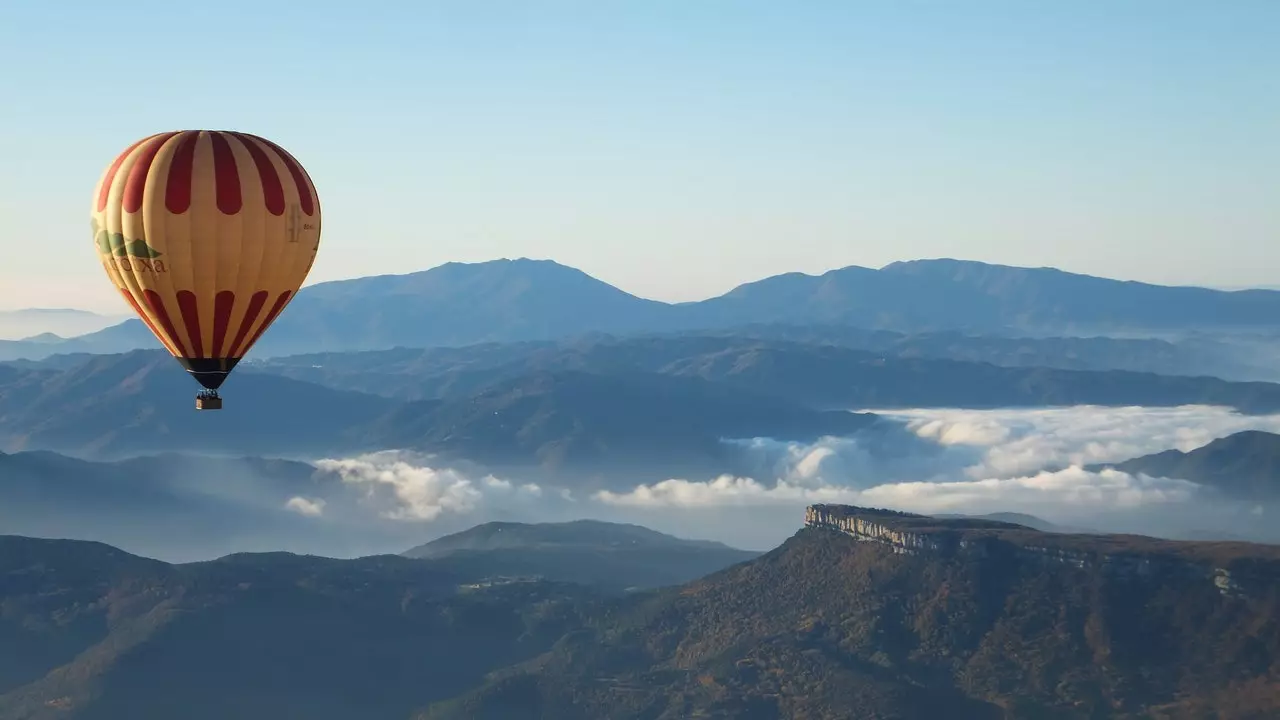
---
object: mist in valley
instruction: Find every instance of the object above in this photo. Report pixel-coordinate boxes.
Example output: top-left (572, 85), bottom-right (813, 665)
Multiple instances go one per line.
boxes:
top-left (9, 404), bottom-right (1278, 562)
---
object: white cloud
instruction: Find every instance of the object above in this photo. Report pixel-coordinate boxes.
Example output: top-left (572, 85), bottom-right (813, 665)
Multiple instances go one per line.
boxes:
top-left (284, 496), bottom-right (326, 517)
top-left (595, 475), bottom-right (861, 508)
top-left (600, 405), bottom-right (1280, 521)
top-left (877, 405), bottom-right (1280, 479)
top-left (307, 405), bottom-right (1280, 549)
top-left (592, 466), bottom-right (1199, 514)
top-left (858, 467), bottom-right (1199, 514)
top-left (314, 451), bottom-right (542, 522)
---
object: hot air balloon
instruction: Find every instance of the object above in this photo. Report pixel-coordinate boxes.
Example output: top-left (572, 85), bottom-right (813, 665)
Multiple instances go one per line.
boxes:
top-left (90, 130), bottom-right (321, 410)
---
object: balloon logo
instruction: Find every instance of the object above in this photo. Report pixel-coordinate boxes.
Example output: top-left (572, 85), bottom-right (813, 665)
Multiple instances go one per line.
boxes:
top-left (91, 131), bottom-right (321, 410)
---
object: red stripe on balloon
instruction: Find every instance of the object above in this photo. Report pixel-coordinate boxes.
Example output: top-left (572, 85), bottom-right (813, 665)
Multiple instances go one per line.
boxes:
top-left (97, 137), bottom-right (149, 212)
top-left (209, 132), bottom-right (243, 215)
top-left (164, 131), bottom-right (200, 214)
top-left (239, 291), bottom-right (292, 354)
top-left (177, 290), bottom-right (204, 358)
top-left (142, 289), bottom-right (189, 358)
top-left (228, 133), bottom-right (286, 216)
top-left (225, 290), bottom-right (269, 358)
top-left (211, 290), bottom-right (236, 358)
top-left (119, 288), bottom-right (172, 353)
top-left (123, 132), bottom-right (180, 213)
top-left (253, 136), bottom-right (314, 215)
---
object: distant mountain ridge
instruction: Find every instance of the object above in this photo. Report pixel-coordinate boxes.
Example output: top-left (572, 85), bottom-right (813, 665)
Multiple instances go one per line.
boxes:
top-left (404, 520), bottom-right (760, 591)
top-left (243, 323), bottom-right (1278, 391)
top-left (9, 339), bottom-right (1280, 467)
top-left (0, 350), bottom-right (395, 458)
top-left (0, 351), bottom-right (872, 483)
top-left (1093, 429), bottom-right (1280, 500)
top-left (8, 257), bottom-right (1280, 361)
top-left (362, 368), bottom-right (877, 472)
top-left (0, 319), bottom-right (155, 361)
top-left (246, 334), bottom-right (1280, 414)
top-left (0, 308), bottom-right (127, 342)
top-left (407, 519), bottom-right (744, 557)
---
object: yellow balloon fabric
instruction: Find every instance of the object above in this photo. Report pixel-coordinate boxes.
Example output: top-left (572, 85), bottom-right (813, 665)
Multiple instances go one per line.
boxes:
top-left (90, 131), bottom-right (321, 390)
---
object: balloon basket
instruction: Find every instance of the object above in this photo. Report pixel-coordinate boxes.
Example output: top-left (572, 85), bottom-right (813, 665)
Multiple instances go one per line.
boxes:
top-left (196, 391), bottom-right (223, 411)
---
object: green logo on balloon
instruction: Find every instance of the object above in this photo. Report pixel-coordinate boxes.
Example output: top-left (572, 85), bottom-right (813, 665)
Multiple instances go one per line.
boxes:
top-left (91, 218), bottom-right (163, 258)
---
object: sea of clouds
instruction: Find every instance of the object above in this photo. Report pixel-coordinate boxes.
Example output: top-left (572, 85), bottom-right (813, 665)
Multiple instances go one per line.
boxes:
top-left (300, 405), bottom-right (1280, 551)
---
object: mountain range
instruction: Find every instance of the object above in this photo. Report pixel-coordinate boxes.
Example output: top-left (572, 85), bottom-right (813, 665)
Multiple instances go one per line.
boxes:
top-left (3, 506), bottom-right (1278, 719)
top-left (405, 519), bottom-right (746, 558)
top-left (10, 332), bottom-right (1280, 481)
top-left (7, 258), bottom-right (1280, 364)
top-left (0, 308), bottom-right (126, 342)
top-left (0, 349), bottom-right (875, 479)
top-left (1092, 429), bottom-right (1280, 501)
top-left (10, 337), bottom-right (1280, 471)
top-left (402, 520), bottom-right (760, 592)
top-left (0, 351), bottom-right (394, 458)
top-left (244, 334), bottom-right (1280, 413)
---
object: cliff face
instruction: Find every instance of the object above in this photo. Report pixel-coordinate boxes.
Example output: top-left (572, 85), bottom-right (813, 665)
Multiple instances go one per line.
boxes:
top-left (804, 503), bottom-right (1279, 599)
top-left (804, 504), bottom-right (947, 554)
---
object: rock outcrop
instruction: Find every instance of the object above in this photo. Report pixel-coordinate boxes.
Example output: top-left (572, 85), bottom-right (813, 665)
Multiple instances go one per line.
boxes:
top-left (804, 503), bottom-right (1280, 599)
top-left (804, 504), bottom-right (945, 554)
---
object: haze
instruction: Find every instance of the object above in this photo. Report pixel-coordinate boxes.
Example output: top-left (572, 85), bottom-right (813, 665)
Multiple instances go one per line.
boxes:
top-left (2, 0), bottom-right (1278, 312)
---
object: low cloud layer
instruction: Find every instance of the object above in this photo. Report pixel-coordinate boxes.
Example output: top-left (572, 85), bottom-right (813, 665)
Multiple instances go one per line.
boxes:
top-left (303, 405), bottom-right (1280, 551)
top-left (315, 451), bottom-right (543, 522)
top-left (14, 404), bottom-right (1271, 562)
top-left (285, 496), bottom-right (326, 517)
top-left (858, 467), bottom-right (1200, 515)
top-left (886, 405), bottom-right (1280, 479)
top-left (601, 406), bottom-right (1280, 514)
top-left (591, 466), bottom-right (1200, 515)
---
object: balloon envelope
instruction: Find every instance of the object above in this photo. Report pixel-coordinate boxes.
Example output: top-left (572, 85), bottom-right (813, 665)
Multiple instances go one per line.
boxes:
top-left (90, 130), bottom-right (321, 390)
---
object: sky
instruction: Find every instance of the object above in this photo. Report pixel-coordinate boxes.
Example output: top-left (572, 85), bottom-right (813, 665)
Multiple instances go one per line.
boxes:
top-left (2, 1), bottom-right (1277, 311)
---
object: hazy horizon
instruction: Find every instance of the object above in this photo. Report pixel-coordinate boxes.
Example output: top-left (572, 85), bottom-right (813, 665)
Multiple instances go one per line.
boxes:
top-left (5, 255), bottom-right (1280, 316)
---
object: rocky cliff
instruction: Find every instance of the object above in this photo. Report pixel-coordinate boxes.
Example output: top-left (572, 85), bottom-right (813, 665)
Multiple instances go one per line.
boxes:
top-left (804, 503), bottom-right (1280, 599)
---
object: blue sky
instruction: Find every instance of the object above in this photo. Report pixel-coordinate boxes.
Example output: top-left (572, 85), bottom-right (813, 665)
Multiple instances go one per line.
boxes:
top-left (2, 0), bottom-right (1277, 310)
